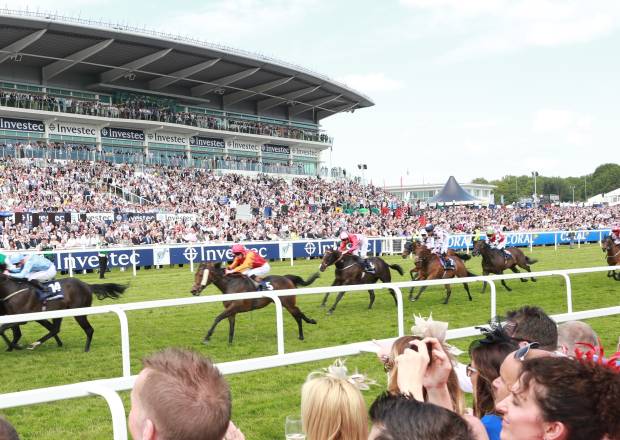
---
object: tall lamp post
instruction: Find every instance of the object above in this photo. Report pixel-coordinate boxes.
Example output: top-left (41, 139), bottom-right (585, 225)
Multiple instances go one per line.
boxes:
top-left (357, 163), bottom-right (367, 184)
top-left (531, 171), bottom-right (539, 203)
top-left (570, 185), bottom-right (575, 204)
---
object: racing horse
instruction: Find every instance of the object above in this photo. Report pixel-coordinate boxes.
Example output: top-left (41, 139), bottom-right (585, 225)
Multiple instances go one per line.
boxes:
top-left (319, 249), bottom-right (404, 315)
top-left (472, 239), bottom-right (537, 292)
top-left (402, 239), bottom-right (472, 301)
top-left (0, 275), bottom-right (126, 351)
top-left (411, 245), bottom-right (476, 304)
top-left (190, 262), bottom-right (319, 344)
top-left (603, 235), bottom-right (620, 280)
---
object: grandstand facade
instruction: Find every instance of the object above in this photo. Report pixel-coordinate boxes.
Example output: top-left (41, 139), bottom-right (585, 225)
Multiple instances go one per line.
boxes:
top-left (0, 10), bottom-right (373, 177)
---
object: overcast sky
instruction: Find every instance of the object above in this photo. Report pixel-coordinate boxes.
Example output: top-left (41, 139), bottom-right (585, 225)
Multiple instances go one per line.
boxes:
top-left (7, 0), bottom-right (620, 185)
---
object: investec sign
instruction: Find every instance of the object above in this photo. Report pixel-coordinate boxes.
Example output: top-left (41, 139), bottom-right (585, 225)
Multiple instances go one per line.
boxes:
top-left (47, 121), bottom-right (97, 137)
top-left (227, 140), bottom-right (259, 152)
top-left (190, 136), bottom-right (225, 149)
top-left (101, 127), bottom-right (144, 141)
top-left (147, 132), bottom-right (188, 146)
top-left (261, 144), bottom-right (290, 154)
top-left (0, 116), bottom-right (45, 132)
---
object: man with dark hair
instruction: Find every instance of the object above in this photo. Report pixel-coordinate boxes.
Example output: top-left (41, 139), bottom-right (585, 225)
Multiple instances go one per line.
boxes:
top-left (368, 393), bottom-right (474, 440)
top-left (0, 416), bottom-right (20, 440)
top-left (503, 305), bottom-right (558, 351)
top-left (128, 348), bottom-right (231, 440)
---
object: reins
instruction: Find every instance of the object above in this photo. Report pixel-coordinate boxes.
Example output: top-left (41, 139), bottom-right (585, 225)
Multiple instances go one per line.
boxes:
top-left (2, 287), bottom-right (29, 302)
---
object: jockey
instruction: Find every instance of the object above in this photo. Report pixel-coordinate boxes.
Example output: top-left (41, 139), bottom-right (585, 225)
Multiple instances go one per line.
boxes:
top-left (486, 226), bottom-right (507, 250)
top-left (424, 224), bottom-right (452, 269)
top-left (339, 231), bottom-right (374, 273)
top-left (8, 253), bottom-right (57, 289)
top-left (418, 228), bottom-right (429, 245)
top-left (611, 225), bottom-right (620, 244)
top-left (226, 244), bottom-right (271, 290)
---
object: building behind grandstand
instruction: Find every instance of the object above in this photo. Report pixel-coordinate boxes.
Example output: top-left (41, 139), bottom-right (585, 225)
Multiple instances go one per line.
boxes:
top-left (0, 9), bottom-right (373, 178)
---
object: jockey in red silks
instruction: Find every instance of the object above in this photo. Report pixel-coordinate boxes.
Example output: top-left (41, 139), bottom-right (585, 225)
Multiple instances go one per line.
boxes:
top-left (226, 244), bottom-right (271, 290)
top-left (611, 225), bottom-right (620, 245)
top-left (338, 231), bottom-right (375, 273)
top-left (486, 226), bottom-right (511, 259)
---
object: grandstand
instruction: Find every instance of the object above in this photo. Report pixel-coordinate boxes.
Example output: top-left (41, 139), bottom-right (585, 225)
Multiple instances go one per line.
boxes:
top-left (0, 9), bottom-right (373, 178)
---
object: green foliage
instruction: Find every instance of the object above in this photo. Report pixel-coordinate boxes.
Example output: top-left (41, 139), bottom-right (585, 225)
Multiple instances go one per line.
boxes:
top-left (489, 163), bottom-right (620, 204)
top-left (1, 246), bottom-right (619, 439)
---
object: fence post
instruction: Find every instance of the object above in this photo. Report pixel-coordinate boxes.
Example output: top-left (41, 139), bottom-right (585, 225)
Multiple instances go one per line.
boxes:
top-left (85, 384), bottom-right (128, 440)
top-left (109, 306), bottom-right (131, 377)
top-left (262, 292), bottom-right (285, 355)
top-left (394, 286), bottom-right (405, 337)
top-left (68, 253), bottom-right (73, 277)
top-left (529, 234), bottom-right (533, 253)
top-left (190, 256), bottom-right (194, 273)
top-left (488, 278), bottom-right (497, 320)
top-left (131, 250), bottom-right (137, 277)
top-left (373, 239), bottom-right (377, 257)
top-left (554, 232), bottom-right (558, 251)
top-left (560, 274), bottom-right (573, 314)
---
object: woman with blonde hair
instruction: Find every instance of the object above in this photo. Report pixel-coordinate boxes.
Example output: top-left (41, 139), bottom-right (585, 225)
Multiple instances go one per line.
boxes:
top-left (301, 366), bottom-right (368, 440)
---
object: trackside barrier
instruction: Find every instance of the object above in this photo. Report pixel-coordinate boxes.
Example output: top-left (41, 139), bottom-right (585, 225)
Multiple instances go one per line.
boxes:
top-left (0, 265), bottom-right (618, 439)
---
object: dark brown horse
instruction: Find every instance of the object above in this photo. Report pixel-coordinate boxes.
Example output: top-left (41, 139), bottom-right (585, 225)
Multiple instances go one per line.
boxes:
top-left (190, 262), bottom-right (318, 344)
top-left (472, 239), bottom-right (537, 292)
top-left (411, 245), bottom-right (476, 304)
top-left (0, 275), bottom-right (126, 351)
top-left (602, 236), bottom-right (620, 281)
top-left (318, 249), bottom-right (404, 315)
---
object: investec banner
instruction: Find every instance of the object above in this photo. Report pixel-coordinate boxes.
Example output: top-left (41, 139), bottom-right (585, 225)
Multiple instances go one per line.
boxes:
top-left (147, 132), bottom-right (188, 146)
top-left (227, 140), bottom-right (259, 152)
top-left (291, 146), bottom-right (321, 158)
top-left (190, 136), bottom-right (225, 149)
top-left (101, 127), bottom-right (144, 141)
top-left (47, 121), bottom-right (97, 138)
top-left (0, 117), bottom-right (45, 132)
top-left (261, 144), bottom-right (290, 155)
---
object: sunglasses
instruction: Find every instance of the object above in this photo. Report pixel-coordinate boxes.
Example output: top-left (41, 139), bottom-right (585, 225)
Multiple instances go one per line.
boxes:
top-left (514, 342), bottom-right (540, 361)
top-left (466, 364), bottom-right (478, 377)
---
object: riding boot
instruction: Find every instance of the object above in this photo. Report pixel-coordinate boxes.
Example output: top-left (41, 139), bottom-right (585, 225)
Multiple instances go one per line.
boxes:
top-left (363, 258), bottom-right (376, 273)
top-left (249, 275), bottom-right (266, 291)
top-left (29, 279), bottom-right (46, 292)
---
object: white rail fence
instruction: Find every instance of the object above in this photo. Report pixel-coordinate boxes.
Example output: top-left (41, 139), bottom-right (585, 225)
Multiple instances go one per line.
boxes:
top-left (0, 265), bottom-right (618, 439)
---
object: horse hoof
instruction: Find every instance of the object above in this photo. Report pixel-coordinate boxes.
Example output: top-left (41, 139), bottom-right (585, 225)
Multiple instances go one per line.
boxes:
top-left (320, 303), bottom-right (326, 308)
top-left (308, 319), bottom-right (317, 325)
top-left (326, 309), bottom-right (334, 316)
top-left (202, 339), bottom-right (210, 345)
top-left (27, 341), bottom-right (41, 350)
top-left (531, 279), bottom-right (537, 282)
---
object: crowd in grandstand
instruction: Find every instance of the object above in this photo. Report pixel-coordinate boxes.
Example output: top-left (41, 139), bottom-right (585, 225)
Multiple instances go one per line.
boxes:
top-left (2, 306), bottom-right (619, 439)
top-left (0, 158), bottom-right (618, 250)
top-left (0, 89), bottom-right (330, 143)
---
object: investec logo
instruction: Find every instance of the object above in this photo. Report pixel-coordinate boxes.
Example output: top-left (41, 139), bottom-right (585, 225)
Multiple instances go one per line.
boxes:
top-left (229, 140), bottom-right (259, 151)
top-left (48, 122), bottom-right (96, 136)
top-left (101, 127), bottom-right (144, 140)
top-left (147, 132), bottom-right (188, 145)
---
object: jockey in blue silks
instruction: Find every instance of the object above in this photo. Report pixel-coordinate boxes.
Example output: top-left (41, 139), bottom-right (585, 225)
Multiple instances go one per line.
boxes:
top-left (8, 253), bottom-right (57, 283)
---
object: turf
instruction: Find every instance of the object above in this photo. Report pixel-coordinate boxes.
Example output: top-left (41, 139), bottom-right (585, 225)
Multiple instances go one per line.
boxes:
top-left (1, 244), bottom-right (618, 439)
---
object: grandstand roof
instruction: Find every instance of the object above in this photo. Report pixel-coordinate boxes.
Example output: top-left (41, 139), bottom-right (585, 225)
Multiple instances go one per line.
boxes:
top-left (0, 9), bottom-right (374, 122)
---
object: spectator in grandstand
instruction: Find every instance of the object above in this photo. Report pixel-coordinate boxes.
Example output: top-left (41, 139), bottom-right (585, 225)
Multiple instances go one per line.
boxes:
top-left (300, 368), bottom-right (368, 440)
top-left (0, 416), bottom-right (19, 440)
top-left (557, 321), bottom-right (599, 356)
top-left (503, 306), bottom-right (558, 351)
top-left (468, 324), bottom-right (519, 440)
top-left (496, 356), bottom-right (620, 440)
top-left (368, 393), bottom-right (476, 440)
top-left (128, 348), bottom-right (231, 440)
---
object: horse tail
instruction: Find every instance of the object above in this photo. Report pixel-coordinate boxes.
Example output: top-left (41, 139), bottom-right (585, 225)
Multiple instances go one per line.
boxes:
top-left (525, 256), bottom-right (538, 265)
top-left (284, 272), bottom-right (320, 287)
top-left (388, 264), bottom-right (404, 276)
top-left (89, 283), bottom-right (127, 300)
top-left (455, 252), bottom-right (471, 261)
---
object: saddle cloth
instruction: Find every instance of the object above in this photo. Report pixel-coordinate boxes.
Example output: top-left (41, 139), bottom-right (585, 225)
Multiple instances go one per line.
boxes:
top-left (36, 281), bottom-right (65, 302)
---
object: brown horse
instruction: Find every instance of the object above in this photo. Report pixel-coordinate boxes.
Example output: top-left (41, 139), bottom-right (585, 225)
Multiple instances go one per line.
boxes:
top-left (0, 275), bottom-right (126, 351)
top-left (319, 249), bottom-right (404, 315)
top-left (190, 262), bottom-right (318, 344)
top-left (472, 239), bottom-right (537, 292)
top-left (402, 239), bottom-right (472, 301)
top-left (411, 245), bottom-right (476, 304)
top-left (602, 236), bottom-right (620, 281)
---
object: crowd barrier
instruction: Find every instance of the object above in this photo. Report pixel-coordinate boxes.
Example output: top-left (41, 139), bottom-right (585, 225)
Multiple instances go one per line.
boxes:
top-left (0, 229), bottom-right (611, 274)
top-left (0, 264), bottom-right (618, 440)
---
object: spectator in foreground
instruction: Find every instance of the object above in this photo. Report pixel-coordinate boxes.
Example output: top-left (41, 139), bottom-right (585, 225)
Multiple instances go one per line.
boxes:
top-left (557, 320), bottom-right (598, 356)
top-left (128, 348), bottom-right (232, 440)
top-left (0, 416), bottom-right (19, 440)
top-left (368, 392), bottom-right (475, 440)
top-left (301, 368), bottom-right (368, 440)
top-left (496, 356), bottom-right (620, 440)
top-left (503, 306), bottom-right (558, 351)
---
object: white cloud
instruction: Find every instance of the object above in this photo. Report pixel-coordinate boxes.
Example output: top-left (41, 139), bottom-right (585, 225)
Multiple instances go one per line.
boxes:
top-left (400, 0), bottom-right (620, 61)
top-left (532, 108), bottom-right (594, 146)
top-left (337, 73), bottom-right (404, 93)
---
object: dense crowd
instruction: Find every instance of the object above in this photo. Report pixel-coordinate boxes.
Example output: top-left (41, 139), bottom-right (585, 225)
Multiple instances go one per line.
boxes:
top-left (0, 158), bottom-right (618, 250)
top-left (2, 305), bottom-right (619, 439)
top-left (0, 89), bottom-right (330, 143)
